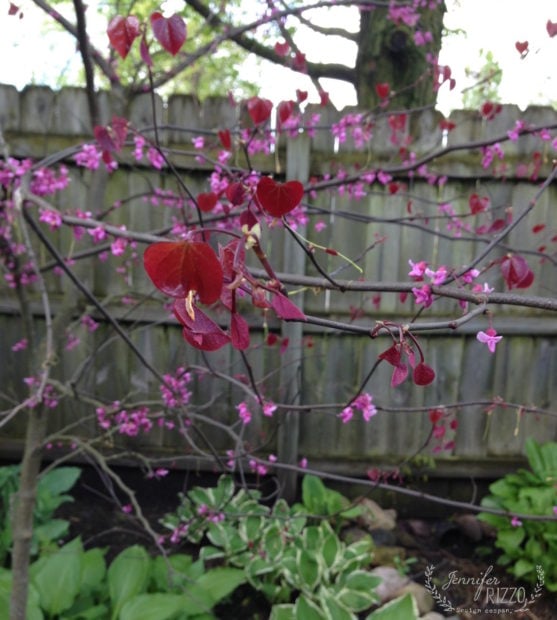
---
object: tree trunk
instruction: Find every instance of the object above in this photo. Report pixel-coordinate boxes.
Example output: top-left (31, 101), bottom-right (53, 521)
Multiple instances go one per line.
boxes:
top-left (355, 3), bottom-right (446, 109)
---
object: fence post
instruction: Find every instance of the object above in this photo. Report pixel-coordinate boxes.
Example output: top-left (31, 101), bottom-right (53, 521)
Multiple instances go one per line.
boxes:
top-left (277, 132), bottom-right (311, 501)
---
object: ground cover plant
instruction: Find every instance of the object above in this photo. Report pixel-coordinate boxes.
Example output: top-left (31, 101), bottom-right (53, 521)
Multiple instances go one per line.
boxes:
top-left (1, 2), bottom-right (557, 618)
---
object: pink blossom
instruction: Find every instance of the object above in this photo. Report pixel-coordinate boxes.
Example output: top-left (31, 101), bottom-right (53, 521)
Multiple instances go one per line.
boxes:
top-left (192, 136), bottom-right (205, 149)
top-left (412, 284), bottom-right (433, 308)
top-left (353, 392), bottom-right (377, 421)
top-left (11, 338), bottom-right (28, 352)
top-left (507, 120), bottom-right (525, 141)
top-left (476, 328), bottom-right (503, 353)
top-left (65, 332), bottom-right (80, 351)
top-left (236, 401), bottom-right (252, 425)
top-left (408, 259), bottom-right (428, 280)
top-left (133, 135), bottom-right (145, 160)
top-left (511, 516), bottom-right (522, 527)
top-left (110, 237), bottom-right (128, 256)
top-left (472, 282), bottom-right (494, 294)
top-left (147, 147), bottom-right (165, 169)
top-left (263, 401), bottom-right (277, 417)
top-left (75, 144), bottom-right (102, 170)
top-left (88, 226), bottom-right (107, 243)
top-left (39, 208), bottom-right (62, 230)
top-left (122, 504), bottom-right (133, 514)
top-left (314, 220), bottom-right (327, 232)
top-left (425, 265), bottom-right (448, 285)
top-left (339, 406), bottom-right (353, 424)
top-left (81, 315), bottom-right (99, 332)
top-left (299, 457), bottom-right (308, 469)
top-left (161, 367), bottom-right (192, 408)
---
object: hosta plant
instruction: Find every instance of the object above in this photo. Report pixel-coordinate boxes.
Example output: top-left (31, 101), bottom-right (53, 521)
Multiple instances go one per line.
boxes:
top-left (479, 438), bottom-right (557, 590)
top-left (161, 474), bottom-right (419, 619)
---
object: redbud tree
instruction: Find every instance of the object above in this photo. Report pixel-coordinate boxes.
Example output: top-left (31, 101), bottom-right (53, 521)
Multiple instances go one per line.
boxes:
top-left (2, 2), bottom-right (557, 618)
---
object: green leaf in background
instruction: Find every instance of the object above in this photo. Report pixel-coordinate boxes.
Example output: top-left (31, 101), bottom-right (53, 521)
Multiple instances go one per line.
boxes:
top-left (366, 593), bottom-right (419, 620)
top-left (269, 603), bottom-right (296, 620)
top-left (120, 593), bottom-right (186, 620)
top-left (301, 475), bottom-right (327, 514)
top-left (297, 549), bottom-right (321, 592)
top-left (108, 545), bottom-right (150, 620)
top-left (31, 537), bottom-right (83, 617)
top-left (0, 569), bottom-right (44, 620)
top-left (182, 567), bottom-right (245, 616)
top-left (294, 594), bottom-right (326, 620)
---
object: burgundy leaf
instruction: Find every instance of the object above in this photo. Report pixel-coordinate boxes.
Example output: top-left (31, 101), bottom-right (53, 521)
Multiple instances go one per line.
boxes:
top-left (107, 15), bottom-right (140, 59)
top-left (230, 312), bottom-right (250, 350)
top-left (500, 254), bottom-right (535, 290)
top-left (256, 177), bottom-right (304, 218)
top-left (150, 12), bottom-right (186, 56)
top-left (271, 293), bottom-right (306, 320)
top-left (246, 96), bottom-right (273, 125)
top-left (173, 301), bottom-right (230, 351)
top-left (413, 362), bottom-right (435, 386)
top-left (143, 241), bottom-right (223, 303)
top-left (391, 364), bottom-right (408, 387)
top-left (378, 343), bottom-right (402, 367)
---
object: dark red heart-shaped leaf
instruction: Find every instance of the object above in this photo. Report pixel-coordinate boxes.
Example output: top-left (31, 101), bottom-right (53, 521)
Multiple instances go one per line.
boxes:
top-left (107, 15), bottom-right (140, 59)
top-left (413, 362), bottom-right (435, 386)
top-left (150, 12), bottom-right (186, 56)
top-left (143, 241), bottom-right (223, 303)
top-left (500, 254), bottom-right (534, 290)
top-left (547, 20), bottom-right (557, 38)
top-left (296, 89), bottom-right (308, 103)
top-left (469, 193), bottom-right (490, 215)
top-left (225, 182), bottom-right (246, 206)
top-left (197, 192), bottom-right (218, 213)
top-left (480, 101), bottom-right (502, 120)
top-left (246, 97), bottom-right (273, 125)
top-left (378, 343), bottom-right (402, 367)
top-left (515, 40), bottom-right (529, 56)
top-left (256, 177), bottom-right (304, 217)
top-left (375, 82), bottom-right (391, 99)
top-left (277, 100), bottom-right (295, 125)
top-left (94, 117), bottom-right (128, 153)
top-left (218, 129), bottom-right (232, 150)
top-left (173, 301), bottom-right (230, 351)
top-left (274, 40), bottom-right (290, 56)
top-left (230, 312), bottom-right (250, 350)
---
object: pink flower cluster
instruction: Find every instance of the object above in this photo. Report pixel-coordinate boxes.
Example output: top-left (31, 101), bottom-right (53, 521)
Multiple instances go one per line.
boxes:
top-left (338, 392), bottom-right (377, 424)
top-left (23, 377), bottom-right (59, 409)
top-left (95, 402), bottom-right (153, 436)
top-left (160, 367), bottom-right (192, 408)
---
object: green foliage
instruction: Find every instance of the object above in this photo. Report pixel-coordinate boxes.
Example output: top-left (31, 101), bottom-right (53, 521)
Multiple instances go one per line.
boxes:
top-left (462, 49), bottom-right (502, 109)
top-left (0, 537), bottom-right (244, 619)
top-left (0, 465), bottom-right (81, 565)
top-left (161, 474), bottom-right (387, 618)
top-left (295, 474), bottom-right (362, 524)
top-left (479, 438), bottom-right (557, 590)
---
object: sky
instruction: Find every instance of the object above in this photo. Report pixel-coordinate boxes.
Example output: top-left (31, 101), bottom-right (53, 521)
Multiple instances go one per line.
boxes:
top-left (0, 1), bottom-right (556, 114)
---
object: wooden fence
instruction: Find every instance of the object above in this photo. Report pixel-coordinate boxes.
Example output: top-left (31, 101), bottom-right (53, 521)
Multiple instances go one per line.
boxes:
top-left (1, 84), bottom-right (557, 488)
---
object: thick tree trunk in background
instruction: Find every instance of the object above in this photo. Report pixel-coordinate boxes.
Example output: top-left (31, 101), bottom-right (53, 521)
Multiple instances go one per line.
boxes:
top-left (355, 3), bottom-right (446, 109)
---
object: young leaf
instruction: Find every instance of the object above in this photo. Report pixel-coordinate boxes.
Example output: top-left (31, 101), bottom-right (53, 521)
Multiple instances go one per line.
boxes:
top-left (256, 177), bottom-right (304, 218)
top-left (413, 362), bottom-right (435, 386)
top-left (143, 241), bottom-right (223, 303)
top-left (197, 191), bottom-right (218, 213)
top-left (173, 301), bottom-right (230, 351)
top-left (150, 12), bottom-right (186, 56)
top-left (246, 96), bottom-right (273, 125)
top-left (107, 16), bottom-right (140, 59)
top-left (230, 312), bottom-right (250, 350)
top-left (271, 293), bottom-right (306, 320)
